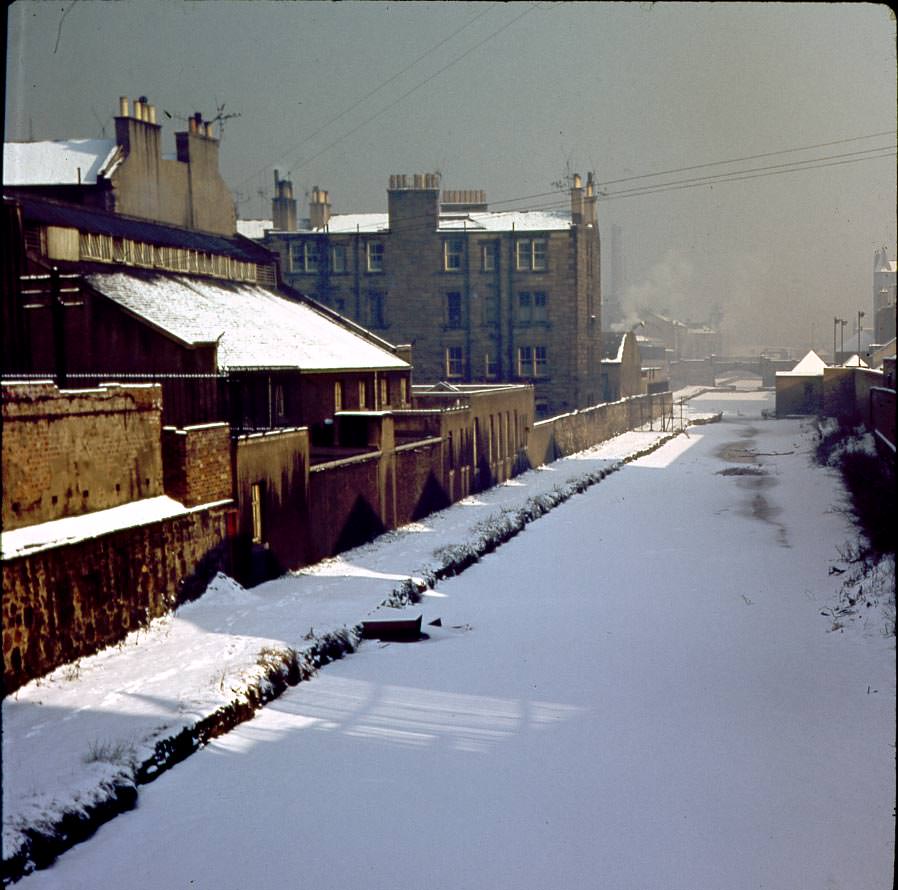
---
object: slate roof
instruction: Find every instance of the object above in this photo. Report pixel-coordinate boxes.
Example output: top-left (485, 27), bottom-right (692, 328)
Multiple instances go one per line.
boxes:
top-left (8, 194), bottom-right (272, 264)
top-left (85, 271), bottom-right (410, 373)
top-left (3, 140), bottom-right (121, 185)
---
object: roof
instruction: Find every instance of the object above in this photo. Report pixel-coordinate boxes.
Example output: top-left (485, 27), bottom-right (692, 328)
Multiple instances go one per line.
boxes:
top-left (777, 350), bottom-right (827, 376)
top-left (85, 271), bottom-right (410, 373)
top-left (8, 193), bottom-right (272, 263)
top-left (3, 140), bottom-right (120, 186)
top-left (842, 354), bottom-right (869, 368)
top-left (600, 332), bottom-right (626, 362)
top-left (236, 219), bottom-right (273, 239)
top-left (438, 209), bottom-right (572, 232)
top-left (267, 209), bottom-right (574, 236)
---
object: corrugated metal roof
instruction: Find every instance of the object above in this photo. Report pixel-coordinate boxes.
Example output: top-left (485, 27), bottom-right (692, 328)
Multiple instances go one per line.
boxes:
top-left (3, 140), bottom-right (119, 185)
top-left (86, 271), bottom-right (410, 373)
top-left (8, 194), bottom-right (272, 263)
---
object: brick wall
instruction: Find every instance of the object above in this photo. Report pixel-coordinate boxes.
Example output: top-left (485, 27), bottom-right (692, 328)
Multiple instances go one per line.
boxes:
top-left (2, 503), bottom-right (233, 695)
top-left (2, 381), bottom-right (163, 530)
top-left (162, 422), bottom-right (232, 506)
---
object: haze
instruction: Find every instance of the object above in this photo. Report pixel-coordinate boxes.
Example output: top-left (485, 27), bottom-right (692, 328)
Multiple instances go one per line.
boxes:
top-left (5, 1), bottom-right (896, 353)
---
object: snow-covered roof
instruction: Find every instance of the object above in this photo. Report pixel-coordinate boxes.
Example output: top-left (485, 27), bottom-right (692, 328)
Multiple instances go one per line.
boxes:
top-left (3, 139), bottom-right (120, 186)
top-left (777, 350), bottom-right (827, 376)
top-left (236, 219), bottom-right (273, 239)
top-left (85, 272), bottom-right (410, 373)
top-left (438, 209), bottom-right (572, 232)
top-left (276, 208), bottom-right (573, 235)
top-left (842, 354), bottom-right (869, 368)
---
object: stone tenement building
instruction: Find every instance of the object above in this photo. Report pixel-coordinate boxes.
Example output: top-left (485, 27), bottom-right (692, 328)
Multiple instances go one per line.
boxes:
top-left (4, 95), bottom-right (236, 236)
top-left (257, 172), bottom-right (603, 417)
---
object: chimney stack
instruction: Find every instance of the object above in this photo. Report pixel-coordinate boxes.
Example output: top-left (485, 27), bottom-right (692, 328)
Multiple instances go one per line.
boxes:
top-left (308, 186), bottom-right (331, 230)
top-left (272, 169), bottom-right (298, 231)
top-left (570, 171), bottom-right (585, 226)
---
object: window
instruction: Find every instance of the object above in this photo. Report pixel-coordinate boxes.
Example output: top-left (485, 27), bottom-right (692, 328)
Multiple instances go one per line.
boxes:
top-left (515, 238), bottom-right (548, 271)
top-left (290, 241), bottom-right (320, 273)
top-left (379, 378), bottom-right (388, 408)
top-left (251, 482), bottom-right (264, 544)
top-left (517, 291), bottom-right (532, 320)
top-left (446, 346), bottom-right (464, 378)
top-left (485, 353), bottom-right (498, 378)
top-left (517, 345), bottom-right (547, 376)
top-left (330, 244), bottom-right (347, 273)
top-left (481, 242), bottom-right (496, 271)
top-left (533, 290), bottom-right (548, 321)
top-left (366, 241), bottom-right (384, 272)
top-left (366, 291), bottom-right (385, 328)
top-left (334, 381), bottom-right (343, 412)
top-left (444, 238), bottom-right (463, 272)
top-left (446, 292), bottom-right (463, 329)
top-left (358, 380), bottom-right (367, 408)
top-left (400, 378), bottom-right (408, 405)
top-left (482, 287), bottom-right (498, 325)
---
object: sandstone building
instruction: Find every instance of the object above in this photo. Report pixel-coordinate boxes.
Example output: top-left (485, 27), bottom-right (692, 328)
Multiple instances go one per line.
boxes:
top-left (255, 172), bottom-right (604, 417)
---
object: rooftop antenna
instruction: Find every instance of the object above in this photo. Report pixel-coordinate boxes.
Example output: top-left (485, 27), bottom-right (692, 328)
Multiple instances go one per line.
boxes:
top-left (91, 107), bottom-right (108, 138)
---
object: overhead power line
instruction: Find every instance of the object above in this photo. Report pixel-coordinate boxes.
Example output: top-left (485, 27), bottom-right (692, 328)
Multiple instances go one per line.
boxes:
top-left (236, 2), bottom-right (529, 192)
top-left (483, 131), bottom-right (897, 210)
top-left (279, 3), bottom-right (540, 180)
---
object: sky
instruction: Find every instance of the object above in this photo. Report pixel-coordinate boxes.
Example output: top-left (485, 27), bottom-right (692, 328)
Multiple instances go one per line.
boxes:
top-left (5, 392), bottom-right (895, 888)
top-left (4, 1), bottom-right (896, 353)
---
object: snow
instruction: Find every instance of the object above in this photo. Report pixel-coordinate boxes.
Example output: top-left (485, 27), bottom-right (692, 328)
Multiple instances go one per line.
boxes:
top-left (0, 496), bottom-right (205, 560)
top-left (3, 140), bottom-right (118, 186)
top-left (4, 386), bottom-right (894, 888)
top-left (779, 349), bottom-right (827, 376)
top-left (86, 272), bottom-right (410, 371)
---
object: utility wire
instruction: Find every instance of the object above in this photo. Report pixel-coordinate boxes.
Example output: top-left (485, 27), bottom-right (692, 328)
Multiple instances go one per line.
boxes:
top-left (278, 3), bottom-right (540, 181)
top-left (483, 131), bottom-right (897, 209)
top-left (286, 143), bottom-right (894, 230)
top-left (235, 2), bottom-right (501, 191)
top-left (598, 130), bottom-right (897, 187)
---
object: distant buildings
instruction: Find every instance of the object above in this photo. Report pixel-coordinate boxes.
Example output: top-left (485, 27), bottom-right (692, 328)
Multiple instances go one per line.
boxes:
top-left (247, 171), bottom-right (605, 417)
top-left (873, 246), bottom-right (896, 346)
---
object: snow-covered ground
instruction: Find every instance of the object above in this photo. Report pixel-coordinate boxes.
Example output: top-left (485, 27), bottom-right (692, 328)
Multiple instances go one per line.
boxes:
top-left (4, 387), bottom-right (895, 888)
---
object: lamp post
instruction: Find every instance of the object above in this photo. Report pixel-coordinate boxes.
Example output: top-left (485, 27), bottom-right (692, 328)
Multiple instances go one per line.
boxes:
top-left (833, 316), bottom-right (839, 364)
top-left (857, 310), bottom-right (865, 357)
top-left (840, 318), bottom-right (847, 360)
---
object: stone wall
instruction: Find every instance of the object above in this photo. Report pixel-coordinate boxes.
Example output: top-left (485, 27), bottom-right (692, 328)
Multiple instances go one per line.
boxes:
top-left (2, 503), bottom-right (233, 695)
top-left (2, 381), bottom-right (163, 531)
top-left (527, 391), bottom-right (673, 465)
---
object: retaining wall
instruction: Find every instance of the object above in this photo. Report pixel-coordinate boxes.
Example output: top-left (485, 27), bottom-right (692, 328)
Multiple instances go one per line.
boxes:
top-left (2, 503), bottom-right (233, 695)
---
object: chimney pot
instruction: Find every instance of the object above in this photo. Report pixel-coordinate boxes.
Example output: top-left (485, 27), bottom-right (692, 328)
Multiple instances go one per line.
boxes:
top-left (573, 173), bottom-right (582, 189)
top-left (148, 105), bottom-right (157, 125)
top-left (204, 122), bottom-right (213, 138)
top-left (119, 96), bottom-right (130, 117)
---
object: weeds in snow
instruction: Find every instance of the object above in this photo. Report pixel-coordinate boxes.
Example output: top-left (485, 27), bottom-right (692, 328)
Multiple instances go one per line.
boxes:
top-left (83, 739), bottom-right (137, 769)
